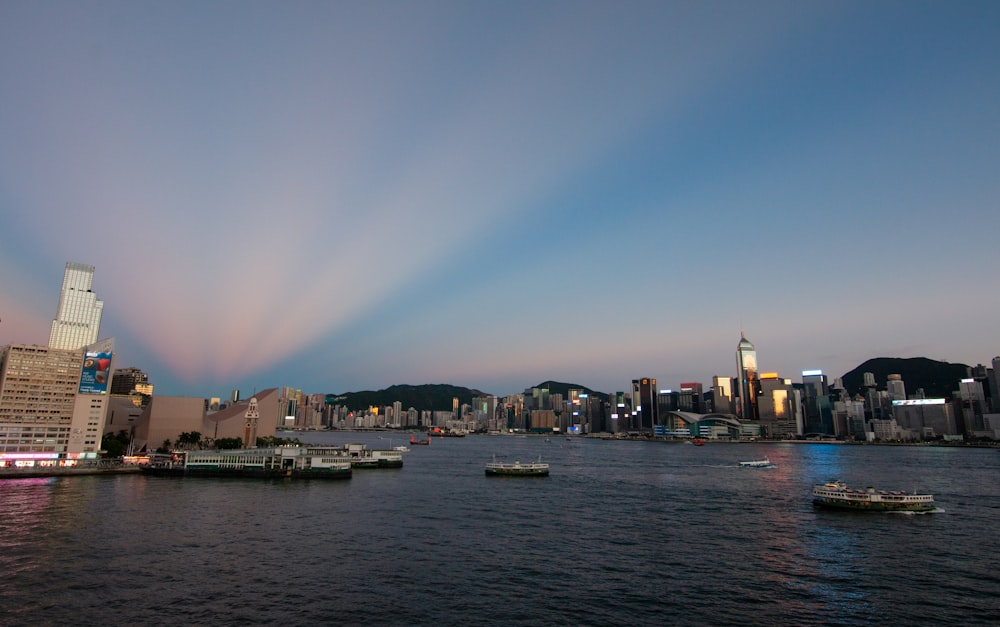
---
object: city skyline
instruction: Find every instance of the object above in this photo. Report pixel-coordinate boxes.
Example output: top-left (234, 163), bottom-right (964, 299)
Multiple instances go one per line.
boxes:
top-left (2, 2), bottom-right (999, 398)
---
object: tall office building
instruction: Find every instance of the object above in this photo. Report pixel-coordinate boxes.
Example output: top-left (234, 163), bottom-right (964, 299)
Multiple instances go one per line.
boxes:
top-left (801, 370), bottom-right (834, 435)
top-left (631, 378), bottom-right (657, 433)
top-left (48, 262), bottom-right (104, 350)
top-left (711, 375), bottom-right (735, 414)
top-left (886, 374), bottom-right (907, 401)
top-left (735, 333), bottom-right (759, 421)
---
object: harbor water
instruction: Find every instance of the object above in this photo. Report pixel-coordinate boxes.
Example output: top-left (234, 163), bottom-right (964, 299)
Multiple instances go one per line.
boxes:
top-left (1, 434), bottom-right (998, 626)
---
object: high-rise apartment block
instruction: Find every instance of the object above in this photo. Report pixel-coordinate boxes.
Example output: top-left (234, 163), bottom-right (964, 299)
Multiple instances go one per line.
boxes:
top-left (48, 262), bottom-right (104, 350)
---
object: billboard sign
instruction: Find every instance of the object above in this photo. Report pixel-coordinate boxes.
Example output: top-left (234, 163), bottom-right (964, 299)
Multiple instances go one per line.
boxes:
top-left (79, 351), bottom-right (112, 394)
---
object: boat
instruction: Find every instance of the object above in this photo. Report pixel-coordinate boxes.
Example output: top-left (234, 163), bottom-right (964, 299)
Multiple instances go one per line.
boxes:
top-left (739, 457), bottom-right (775, 468)
top-left (393, 445), bottom-right (410, 452)
top-left (409, 435), bottom-right (431, 445)
top-left (692, 438), bottom-right (705, 446)
top-left (485, 455), bottom-right (549, 477)
top-left (812, 480), bottom-right (935, 512)
top-left (337, 443), bottom-right (404, 468)
top-left (140, 446), bottom-right (352, 480)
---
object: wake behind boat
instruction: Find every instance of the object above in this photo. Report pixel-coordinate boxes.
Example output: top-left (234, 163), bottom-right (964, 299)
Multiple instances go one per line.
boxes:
top-left (812, 480), bottom-right (935, 512)
top-left (485, 455), bottom-right (549, 477)
top-left (739, 457), bottom-right (775, 468)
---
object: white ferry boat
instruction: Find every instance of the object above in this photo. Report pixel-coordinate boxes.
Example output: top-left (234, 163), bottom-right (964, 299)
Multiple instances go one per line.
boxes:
top-left (738, 457), bottom-right (775, 468)
top-left (812, 480), bottom-right (935, 512)
top-left (338, 443), bottom-right (404, 468)
top-left (485, 455), bottom-right (549, 477)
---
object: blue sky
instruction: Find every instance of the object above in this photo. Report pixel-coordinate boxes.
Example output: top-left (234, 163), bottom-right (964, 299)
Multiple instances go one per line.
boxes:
top-left (2, 1), bottom-right (999, 399)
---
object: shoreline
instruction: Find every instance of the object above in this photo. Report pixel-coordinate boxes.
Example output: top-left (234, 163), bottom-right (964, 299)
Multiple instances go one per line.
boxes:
top-left (0, 465), bottom-right (142, 479)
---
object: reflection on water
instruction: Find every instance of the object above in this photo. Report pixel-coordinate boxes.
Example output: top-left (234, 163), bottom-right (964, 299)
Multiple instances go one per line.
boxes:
top-left (0, 438), bottom-right (996, 625)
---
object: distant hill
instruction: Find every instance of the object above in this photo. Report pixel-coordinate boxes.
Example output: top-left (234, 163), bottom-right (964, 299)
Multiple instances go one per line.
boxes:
top-left (528, 380), bottom-right (610, 403)
top-left (840, 357), bottom-right (971, 399)
top-left (324, 384), bottom-right (488, 412)
top-left (323, 381), bottom-right (612, 411)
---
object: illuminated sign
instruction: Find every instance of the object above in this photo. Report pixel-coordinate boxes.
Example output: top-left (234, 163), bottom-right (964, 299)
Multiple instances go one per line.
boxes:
top-left (802, 370), bottom-right (823, 377)
top-left (79, 351), bottom-right (113, 394)
top-left (0, 452), bottom-right (60, 460)
top-left (760, 372), bottom-right (779, 379)
top-left (961, 378), bottom-right (974, 383)
top-left (892, 399), bottom-right (946, 406)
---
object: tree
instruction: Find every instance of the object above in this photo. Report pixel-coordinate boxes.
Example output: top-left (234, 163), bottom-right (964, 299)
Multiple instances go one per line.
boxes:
top-left (101, 430), bottom-right (130, 458)
top-left (176, 431), bottom-right (203, 449)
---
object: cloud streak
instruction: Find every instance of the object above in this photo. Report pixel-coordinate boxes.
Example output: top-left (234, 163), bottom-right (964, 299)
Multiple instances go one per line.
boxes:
top-left (2, 2), bottom-right (999, 396)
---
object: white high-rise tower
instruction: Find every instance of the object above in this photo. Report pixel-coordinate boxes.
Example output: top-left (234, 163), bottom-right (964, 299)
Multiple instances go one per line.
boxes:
top-left (48, 262), bottom-right (104, 350)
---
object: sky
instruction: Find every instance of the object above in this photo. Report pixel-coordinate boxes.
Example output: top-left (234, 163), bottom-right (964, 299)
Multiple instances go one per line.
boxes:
top-left (2, 1), bottom-right (999, 399)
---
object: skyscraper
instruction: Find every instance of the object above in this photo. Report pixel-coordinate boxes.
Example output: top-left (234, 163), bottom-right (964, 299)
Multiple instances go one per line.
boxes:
top-left (886, 374), bottom-right (907, 401)
top-left (631, 378), bottom-right (657, 433)
top-left (735, 332), bottom-right (759, 421)
top-left (801, 370), bottom-right (834, 435)
top-left (48, 262), bottom-right (104, 350)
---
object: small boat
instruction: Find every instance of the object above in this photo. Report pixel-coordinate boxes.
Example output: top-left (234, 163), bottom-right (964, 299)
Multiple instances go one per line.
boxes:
top-left (692, 438), bottom-right (705, 446)
top-left (409, 435), bottom-right (431, 446)
top-left (739, 457), bottom-right (775, 468)
top-left (812, 480), bottom-right (935, 512)
top-left (393, 445), bottom-right (410, 452)
top-left (485, 455), bottom-right (549, 477)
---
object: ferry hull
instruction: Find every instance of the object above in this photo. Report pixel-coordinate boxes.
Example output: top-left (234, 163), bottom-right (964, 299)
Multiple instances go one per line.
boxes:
top-left (812, 498), bottom-right (934, 512)
top-left (141, 466), bottom-right (352, 480)
top-left (485, 468), bottom-right (549, 477)
top-left (485, 464), bottom-right (549, 477)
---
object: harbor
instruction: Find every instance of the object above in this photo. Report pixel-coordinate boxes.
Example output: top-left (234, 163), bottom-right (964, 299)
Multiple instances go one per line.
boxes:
top-left (1, 435), bottom-right (993, 625)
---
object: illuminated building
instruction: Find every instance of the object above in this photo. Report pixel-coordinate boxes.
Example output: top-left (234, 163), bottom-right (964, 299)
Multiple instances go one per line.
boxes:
top-left (757, 374), bottom-right (801, 437)
top-left (801, 370), bottom-right (834, 435)
top-left (886, 374), bottom-right (907, 401)
top-left (711, 375), bottom-right (734, 414)
top-left (567, 388), bottom-right (586, 434)
top-left (0, 342), bottom-right (112, 467)
top-left (110, 366), bottom-right (153, 407)
top-left (631, 378), bottom-right (657, 433)
top-left (735, 333), bottom-right (759, 421)
top-left (891, 399), bottom-right (957, 438)
top-left (48, 262), bottom-right (104, 350)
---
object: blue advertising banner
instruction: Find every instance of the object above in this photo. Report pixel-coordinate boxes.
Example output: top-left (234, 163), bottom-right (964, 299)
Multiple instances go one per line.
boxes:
top-left (79, 351), bottom-right (112, 394)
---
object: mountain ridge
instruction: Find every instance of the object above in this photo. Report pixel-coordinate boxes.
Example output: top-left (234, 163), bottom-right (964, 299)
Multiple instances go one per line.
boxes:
top-left (325, 358), bottom-right (976, 411)
top-left (839, 357), bottom-right (971, 399)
